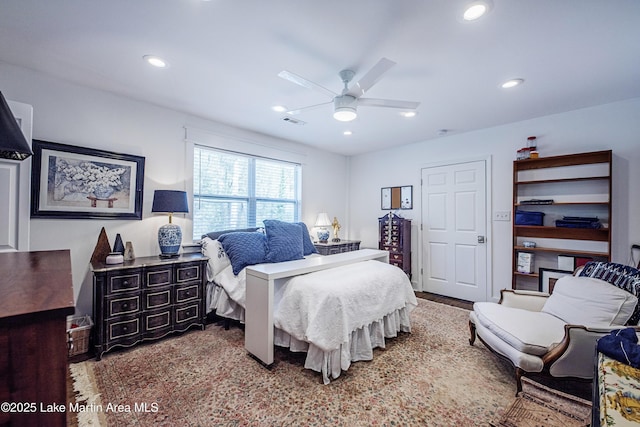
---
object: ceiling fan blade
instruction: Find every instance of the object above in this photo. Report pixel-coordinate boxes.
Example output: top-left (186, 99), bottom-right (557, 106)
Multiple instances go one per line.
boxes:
top-left (278, 70), bottom-right (337, 99)
top-left (358, 98), bottom-right (420, 109)
top-left (347, 58), bottom-right (396, 98)
top-left (286, 101), bottom-right (333, 115)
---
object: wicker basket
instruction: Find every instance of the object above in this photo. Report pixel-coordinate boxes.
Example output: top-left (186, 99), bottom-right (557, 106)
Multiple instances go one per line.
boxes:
top-left (67, 315), bottom-right (93, 357)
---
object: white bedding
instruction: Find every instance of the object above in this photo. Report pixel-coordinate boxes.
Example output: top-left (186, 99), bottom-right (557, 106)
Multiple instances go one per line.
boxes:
top-left (206, 253), bottom-right (417, 383)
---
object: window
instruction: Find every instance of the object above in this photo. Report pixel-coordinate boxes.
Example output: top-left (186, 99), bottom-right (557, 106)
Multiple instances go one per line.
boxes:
top-left (192, 145), bottom-right (301, 240)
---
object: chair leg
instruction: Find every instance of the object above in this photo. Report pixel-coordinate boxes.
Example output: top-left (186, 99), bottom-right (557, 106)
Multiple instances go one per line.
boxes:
top-left (468, 320), bottom-right (477, 345)
top-left (224, 318), bottom-right (230, 330)
top-left (515, 367), bottom-right (524, 395)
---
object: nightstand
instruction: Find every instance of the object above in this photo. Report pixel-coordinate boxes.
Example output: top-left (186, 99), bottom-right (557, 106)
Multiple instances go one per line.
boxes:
top-left (91, 253), bottom-right (208, 360)
top-left (314, 240), bottom-right (361, 255)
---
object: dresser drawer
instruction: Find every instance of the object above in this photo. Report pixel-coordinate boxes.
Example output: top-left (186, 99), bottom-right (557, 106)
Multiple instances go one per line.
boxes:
top-left (389, 253), bottom-right (404, 263)
top-left (107, 316), bottom-right (140, 341)
top-left (145, 266), bottom-right (172, 288)
top-left (174, 302), bottom-right (200, 326)
top-left (145, 288), bottom-right (172, 310)
top-left (106, 294), bottom-right (141, 317)
top-left (108, 271), bottom-right (141, 294)
top-left (143, 309), bottom-right (172, 337)
top-left (177, 263), bottom-right (201, 283)
top-left (175, 283), bottom-right (200, 303)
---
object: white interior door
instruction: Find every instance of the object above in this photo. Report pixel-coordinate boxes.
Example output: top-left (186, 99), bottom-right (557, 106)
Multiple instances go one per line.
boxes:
top-left (0, 99), bottom-right (32, 252)
top-left (421, 160), bottom-right (487, 301)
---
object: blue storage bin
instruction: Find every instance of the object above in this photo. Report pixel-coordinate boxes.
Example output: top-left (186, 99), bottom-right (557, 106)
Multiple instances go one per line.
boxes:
top-left (515, 210), bottom-right (545, 226)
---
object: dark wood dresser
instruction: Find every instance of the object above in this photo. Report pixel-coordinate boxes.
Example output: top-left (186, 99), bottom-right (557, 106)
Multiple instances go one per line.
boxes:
top-left (379, 213), bottom-right (412, 278)
top-left (314, 240), bottom-right (361, 255)
top-left (0, 250), bottom-right (75, 427)
top-left (91, 253), bottom-right (208, 360)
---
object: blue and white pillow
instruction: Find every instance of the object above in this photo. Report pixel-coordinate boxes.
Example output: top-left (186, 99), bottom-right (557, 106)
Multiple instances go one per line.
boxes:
top-left (200, 237), bottom-right (231, 281)
top-left (263, 220), bottom-right (304, 263)
top-left (218, 232), bottom-right (267, 275)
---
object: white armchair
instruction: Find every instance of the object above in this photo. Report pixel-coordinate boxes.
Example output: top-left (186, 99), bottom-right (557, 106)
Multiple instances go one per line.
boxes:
top-left (469, 272), bottom-right (639, 392)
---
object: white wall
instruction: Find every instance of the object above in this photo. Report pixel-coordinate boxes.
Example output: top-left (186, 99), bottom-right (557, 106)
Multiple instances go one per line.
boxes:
top-left (3, 60), bottom-right (639, 312)
top-left (0, 62), bottom-right (349, 316)
top-left (348, 98), bottom-right (640, 300)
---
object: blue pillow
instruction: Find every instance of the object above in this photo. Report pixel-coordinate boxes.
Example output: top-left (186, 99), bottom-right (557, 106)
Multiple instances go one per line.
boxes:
top-left (218, 232), bottom-right (267, 275)
top-left (297, 222), bottom-right (318, 255)
top-left (263, 220), bottom-right (304, 263)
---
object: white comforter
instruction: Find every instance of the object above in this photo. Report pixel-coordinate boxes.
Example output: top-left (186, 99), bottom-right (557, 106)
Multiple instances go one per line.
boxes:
top-left (273, 260), bottom-right (417, 352)
top-left (208, 257), bottom-right (417, 382)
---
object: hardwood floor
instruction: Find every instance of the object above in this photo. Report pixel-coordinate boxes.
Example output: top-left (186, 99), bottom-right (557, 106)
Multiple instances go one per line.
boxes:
top-left (415, 291), bottom-right (474, 310)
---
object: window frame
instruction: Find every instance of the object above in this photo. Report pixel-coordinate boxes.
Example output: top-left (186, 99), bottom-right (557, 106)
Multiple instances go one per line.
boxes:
top-left (192, 145), bottom-right (301, 240)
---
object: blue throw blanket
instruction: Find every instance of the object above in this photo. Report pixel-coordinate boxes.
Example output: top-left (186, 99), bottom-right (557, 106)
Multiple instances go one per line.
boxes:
top-left (597, 328), bottom-right (640, 368)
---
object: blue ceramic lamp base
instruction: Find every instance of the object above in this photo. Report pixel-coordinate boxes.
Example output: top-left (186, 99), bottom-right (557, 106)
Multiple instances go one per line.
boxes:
top-left (158, 223), bottom-right (182, 258)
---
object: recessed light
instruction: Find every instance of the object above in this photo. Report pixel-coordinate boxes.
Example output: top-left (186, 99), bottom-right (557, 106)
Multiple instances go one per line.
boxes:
top-left (400, 111), bottom-right (417, 118)
top-left (501, 78), bottom-right (524, 89)
top-left (272, 105), bottom-right (287, 113)
top-left (143, 55), bottom-right (168, 68)
top-left (463, 1), bottom-right (492, 21)
top-left (343, 130), bottom-right (353, 136)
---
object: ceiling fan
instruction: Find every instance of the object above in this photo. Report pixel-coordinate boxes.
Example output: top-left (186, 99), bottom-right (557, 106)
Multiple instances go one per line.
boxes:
top-left (278, 58), bottom-right (420, 122)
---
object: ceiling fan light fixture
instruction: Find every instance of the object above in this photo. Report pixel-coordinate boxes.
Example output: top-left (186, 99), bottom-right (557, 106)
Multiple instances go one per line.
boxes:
top-left (333, 107), bottom-right (357, 122)
top-left (333, 94), bottom-right (357, 121)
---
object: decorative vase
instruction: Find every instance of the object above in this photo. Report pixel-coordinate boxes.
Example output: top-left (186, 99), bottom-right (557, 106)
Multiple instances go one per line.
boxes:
top-left (124, 241), bottom-right (135, 261)
top-left (316, 228), bottom-right (330, 243)
top-left (158, 223), bottom-right (182, 257)
top-left (113, 233), bottom-right (125, 254)
top-left (94, 184), bottom-right (115, 199)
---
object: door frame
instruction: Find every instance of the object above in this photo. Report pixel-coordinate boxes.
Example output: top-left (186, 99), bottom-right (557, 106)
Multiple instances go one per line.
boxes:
top-left (418, 155), bottom-right (493, 302)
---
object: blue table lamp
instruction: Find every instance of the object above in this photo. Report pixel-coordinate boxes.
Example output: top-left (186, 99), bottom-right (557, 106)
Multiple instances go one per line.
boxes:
top-left (151, 190), bottom-right (189, 258)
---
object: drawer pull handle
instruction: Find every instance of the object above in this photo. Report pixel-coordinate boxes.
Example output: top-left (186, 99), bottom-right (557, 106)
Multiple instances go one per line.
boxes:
top-left (122, 303), bottom-right (129, 309)
top-left (122, 326), bottom-right (128, 332)
top-left (123, 280), bottom-right (129, 286)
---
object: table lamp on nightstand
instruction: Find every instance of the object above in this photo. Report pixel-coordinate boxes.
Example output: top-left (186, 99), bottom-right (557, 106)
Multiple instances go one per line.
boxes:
top-left (315, 212), bottom-right (332, 243)
top-left (152, 190), bottom-right (189, 258)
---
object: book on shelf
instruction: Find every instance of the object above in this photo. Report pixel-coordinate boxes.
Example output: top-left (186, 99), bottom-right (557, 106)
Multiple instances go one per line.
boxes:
top-left (517, 252), bottom-right (535, 274)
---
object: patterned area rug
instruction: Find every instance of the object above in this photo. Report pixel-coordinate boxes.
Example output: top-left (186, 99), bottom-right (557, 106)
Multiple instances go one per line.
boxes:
top-left (71, 299), bottom-right (517, 426)
top-left (492, 377), bottom-right (592, 427)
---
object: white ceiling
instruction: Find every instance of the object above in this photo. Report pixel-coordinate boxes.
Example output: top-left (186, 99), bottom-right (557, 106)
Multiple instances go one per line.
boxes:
top-left (1, 1), bottom-right (639, 156)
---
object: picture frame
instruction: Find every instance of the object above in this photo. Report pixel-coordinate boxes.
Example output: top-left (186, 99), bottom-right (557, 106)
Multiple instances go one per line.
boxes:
top-left (381, 187), bottom-right (391, 209)
top-left (400, 185), bottom-right (413, 209)
top-left (538, 267), bottom-right (573, 293)
top-left (31, 140), bottom-right (145, 219)
top-left (381, 185), bottom-right (413, 210)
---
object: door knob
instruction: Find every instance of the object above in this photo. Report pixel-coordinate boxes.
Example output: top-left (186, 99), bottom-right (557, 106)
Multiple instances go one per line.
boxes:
top-left (477, 236), bottom-right (485, 243)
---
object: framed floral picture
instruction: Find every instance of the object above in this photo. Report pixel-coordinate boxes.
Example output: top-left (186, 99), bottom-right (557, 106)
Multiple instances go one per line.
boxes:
top-left (30, 140), bottom-right (145, 219)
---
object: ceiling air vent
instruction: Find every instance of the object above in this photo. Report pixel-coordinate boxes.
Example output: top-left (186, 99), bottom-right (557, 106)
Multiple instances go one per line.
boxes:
top-left (282, 116), bottom-right (306, 125)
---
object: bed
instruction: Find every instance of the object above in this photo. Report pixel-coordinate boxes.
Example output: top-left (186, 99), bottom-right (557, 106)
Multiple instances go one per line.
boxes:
top-left (201, 221), bottom-right (417, 383)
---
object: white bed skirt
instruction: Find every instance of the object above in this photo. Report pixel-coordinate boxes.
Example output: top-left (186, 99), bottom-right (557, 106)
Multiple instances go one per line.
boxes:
top-left (275, 305), bottom-right (413, 384)
top-left (207, 282), bottom-right (413, 384)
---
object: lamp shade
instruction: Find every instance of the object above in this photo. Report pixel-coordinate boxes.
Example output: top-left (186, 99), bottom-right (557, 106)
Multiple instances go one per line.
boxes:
top-left (152, 190), bottom-right (188, 258)
top-left (151, 190), bottom-right (189, 213)
top-left (314, 212), bottom-right (331, 227)
top-left (0, 91), bottom-right (32, 161)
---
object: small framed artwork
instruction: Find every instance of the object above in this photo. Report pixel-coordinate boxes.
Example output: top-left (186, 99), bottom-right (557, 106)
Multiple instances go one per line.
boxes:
top-left (381, 187), bottom-right (391, 209)
top-left (31, 140), bottom-right (145, 219)
top-left (401, 185), bottom-right (413, 209)
top-left (539, 267), bottom-right (573, 293)
top-left (381, 185), bottom-right (413, 210)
